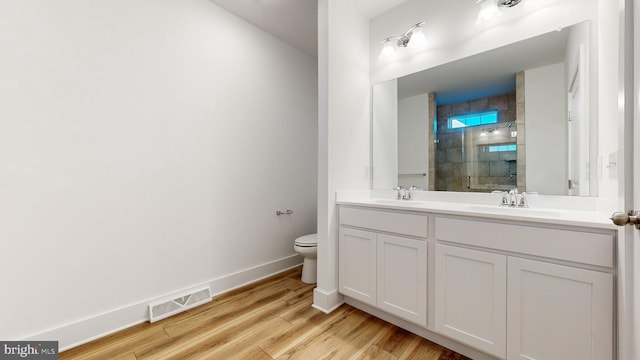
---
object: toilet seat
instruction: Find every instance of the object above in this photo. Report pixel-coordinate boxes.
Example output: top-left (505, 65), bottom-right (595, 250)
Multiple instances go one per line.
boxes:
top-left (294, 233), bottom-right (317, 247)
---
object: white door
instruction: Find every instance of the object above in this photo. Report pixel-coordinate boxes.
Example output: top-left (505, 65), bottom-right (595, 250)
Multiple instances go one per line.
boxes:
top-left (634, 1), bottom-right (640, 354)
top-left (434, 244), bottom-right (507, 358)
top-left (506, 257), bottom-right (613, 360)
top-left (628, 1), bottom-right (640, 358)
top-left (338, 227), bottom-right (377, 306)
top-left (613, 1), bottom-right (640, 359)
top-left (377, 234), bottom-right (427, 326)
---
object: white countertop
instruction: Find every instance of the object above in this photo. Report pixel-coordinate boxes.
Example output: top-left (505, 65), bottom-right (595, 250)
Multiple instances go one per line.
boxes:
top-left (336, 191), bottom-right (618, 230)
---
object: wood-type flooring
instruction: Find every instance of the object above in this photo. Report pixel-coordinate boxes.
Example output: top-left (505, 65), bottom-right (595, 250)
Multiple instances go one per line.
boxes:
top-left (60, 266), bottom-right (470, 360)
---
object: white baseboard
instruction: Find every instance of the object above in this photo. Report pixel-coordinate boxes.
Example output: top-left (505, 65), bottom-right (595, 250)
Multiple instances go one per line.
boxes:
top-left (26, 254), bottom-right (303, 352)
top-left (312, 287), bottom-right (344, 313)
top-left (209, 254), bottom-right (302, 297)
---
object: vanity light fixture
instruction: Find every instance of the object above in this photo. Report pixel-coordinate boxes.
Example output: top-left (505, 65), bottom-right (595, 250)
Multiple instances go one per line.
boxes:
top-left (476, 0), bottom-right (501, 23)
top-left (379, 21), bottom-right (426, 59)
top-left (476, 0), bottom-right (523, 24)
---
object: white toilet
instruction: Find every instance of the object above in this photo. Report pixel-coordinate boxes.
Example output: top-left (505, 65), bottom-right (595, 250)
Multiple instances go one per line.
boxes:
top-left (294, 233), bottom-right (317, 284)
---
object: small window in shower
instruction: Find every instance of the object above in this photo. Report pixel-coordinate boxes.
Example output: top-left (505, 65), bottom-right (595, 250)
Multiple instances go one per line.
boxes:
top-left (488, 144), bottom-right (517, 152)
top-left (448, 110), bottom-right (498, 129)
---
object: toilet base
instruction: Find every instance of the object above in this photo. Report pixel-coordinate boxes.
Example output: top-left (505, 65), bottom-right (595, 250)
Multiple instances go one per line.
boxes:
top-left (301, 257), bottom-right (317, 284)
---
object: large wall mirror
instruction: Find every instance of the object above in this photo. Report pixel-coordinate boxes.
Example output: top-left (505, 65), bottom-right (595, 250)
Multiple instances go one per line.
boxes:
top-left (372, 21), bottom-right (596, 196)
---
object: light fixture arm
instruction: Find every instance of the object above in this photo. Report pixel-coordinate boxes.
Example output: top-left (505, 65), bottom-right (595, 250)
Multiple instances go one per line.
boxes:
top-left (402, 21), bottom-right (427, 37)
top-left (381, 21), bottom-right (426, 48)
top-left (477, 0), bottom-right (523, 7)
top-left (399, 21), bottom-right (426, 47)
top-left (379, 20), bottom-right (427, 59)
top-left (497, 0), bottom-right (522, 7)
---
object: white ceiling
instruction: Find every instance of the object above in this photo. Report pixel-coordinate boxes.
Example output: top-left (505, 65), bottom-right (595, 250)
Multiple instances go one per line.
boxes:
top-left (208, 0), bottom-right (408, 58)
top-left (208, 0), bottom-right (569, 105)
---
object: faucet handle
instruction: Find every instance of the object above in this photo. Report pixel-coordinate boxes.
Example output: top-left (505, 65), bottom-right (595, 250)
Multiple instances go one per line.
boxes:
top-left (393, 186), bottom-right (405, 200)
top-left (519, 191), bottom-right (538, 207)
top-left (492, 190), bottom-right (510, 206)
top-left (404, 185), bottom-right (417, 200)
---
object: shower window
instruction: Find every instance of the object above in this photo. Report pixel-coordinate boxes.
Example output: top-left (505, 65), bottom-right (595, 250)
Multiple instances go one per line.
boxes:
top-left (448, 110), bottom-right (498, 129)
top-left (488, 144), bottom-right (517, 152)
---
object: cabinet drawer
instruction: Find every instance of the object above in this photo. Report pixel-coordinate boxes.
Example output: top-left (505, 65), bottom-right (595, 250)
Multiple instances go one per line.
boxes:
top-left (435, 217), bottom-right (613, 268)
top-left (340, 207), bottom-right (428, 238)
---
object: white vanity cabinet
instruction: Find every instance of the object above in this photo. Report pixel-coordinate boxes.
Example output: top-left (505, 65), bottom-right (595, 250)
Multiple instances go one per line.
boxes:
top-left (506, 257), bottom-right (613, 360)
top-left (338, 206), bottom-right (428, 326)
top-left (434, 217), bottom-right (614, 360)
top-left (434, 244), bottom-right (507, 358)
top-left (338, 227), bottom-right (377, 306)
top-left (377, 233), bottom-right (427, 325)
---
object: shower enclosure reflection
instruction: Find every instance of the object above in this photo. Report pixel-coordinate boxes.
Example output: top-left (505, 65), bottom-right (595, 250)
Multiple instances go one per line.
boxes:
top-left (433, 92), bottom-right (520, 192)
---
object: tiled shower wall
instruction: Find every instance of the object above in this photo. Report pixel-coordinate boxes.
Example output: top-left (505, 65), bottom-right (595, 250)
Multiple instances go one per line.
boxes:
top-left (435, 92), bottom-right (518, 192)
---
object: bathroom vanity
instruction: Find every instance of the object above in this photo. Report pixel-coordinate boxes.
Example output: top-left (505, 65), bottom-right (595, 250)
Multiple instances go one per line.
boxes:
top-left (336, 193), bottom-right (617, 360)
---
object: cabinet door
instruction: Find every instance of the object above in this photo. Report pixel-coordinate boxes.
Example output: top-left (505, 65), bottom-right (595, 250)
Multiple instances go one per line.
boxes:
top-left (338, 227), bottom-right (377, 306)
top-left (434, 244), bottom-right (507, 358)
top-left (507, 257), bottom-right (613, 360)
top-left (377, 234), bottom-right (427, 326)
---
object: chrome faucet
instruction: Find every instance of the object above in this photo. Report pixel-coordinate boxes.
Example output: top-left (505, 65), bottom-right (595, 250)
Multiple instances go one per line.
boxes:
top-left (493, 189), bottom-right (536, 207)
top-left (394, 185), bottom-right (417, 200)
top-left (492, 190), bottom-right (510, 206)
top-left (394, 186), bottom-right (405, 200)
top-left (518, 191), bottom-right (537, 207)
top-left (404, 185), bottom-right (417, 200)
top-left (509, 188), bottom-right (519, 207)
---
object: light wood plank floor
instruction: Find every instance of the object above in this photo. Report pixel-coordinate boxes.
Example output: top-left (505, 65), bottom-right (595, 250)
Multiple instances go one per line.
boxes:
top-left (60, 266), bottom-right (471, 360)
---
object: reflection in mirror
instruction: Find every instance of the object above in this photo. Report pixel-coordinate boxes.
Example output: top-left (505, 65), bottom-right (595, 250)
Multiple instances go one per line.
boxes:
top-left (435, 93), bottom-right (519, 193)
top-left (372, 21), bottom-right (594, 196)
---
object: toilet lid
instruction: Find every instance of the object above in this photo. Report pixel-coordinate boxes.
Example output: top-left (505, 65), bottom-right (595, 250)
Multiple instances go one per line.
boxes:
top-left (295, 233), bottom-right (317, 247)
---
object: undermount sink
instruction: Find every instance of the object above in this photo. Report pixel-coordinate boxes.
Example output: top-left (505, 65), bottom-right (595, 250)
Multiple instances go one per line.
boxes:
top-left (371, 199), bottom-right (424, 206)
top-left (466, 204), bottom-right (564, 218)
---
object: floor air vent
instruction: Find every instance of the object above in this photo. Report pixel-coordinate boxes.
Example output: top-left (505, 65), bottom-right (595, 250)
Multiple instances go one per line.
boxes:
top-left (149, 286), bottom-right (212, 323)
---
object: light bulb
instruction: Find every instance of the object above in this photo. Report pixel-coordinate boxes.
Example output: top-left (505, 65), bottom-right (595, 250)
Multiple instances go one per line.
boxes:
top-left (408, 27), bottom-right (426, 49)
top-left (476, 0), bottom-right (501, 24)
top-left (379, 40), bottom-right (396, 59)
